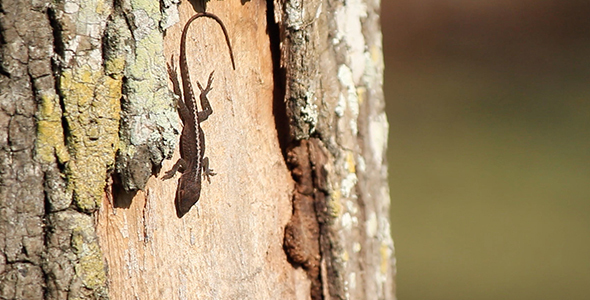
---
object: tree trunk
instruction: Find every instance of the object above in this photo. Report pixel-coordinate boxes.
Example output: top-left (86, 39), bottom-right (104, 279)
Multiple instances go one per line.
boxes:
top-left (0, 0), bottom-right (395, 299)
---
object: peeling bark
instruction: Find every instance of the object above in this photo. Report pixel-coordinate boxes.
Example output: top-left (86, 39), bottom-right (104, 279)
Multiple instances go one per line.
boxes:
top-left (284, 139), bottom-right (324, 299)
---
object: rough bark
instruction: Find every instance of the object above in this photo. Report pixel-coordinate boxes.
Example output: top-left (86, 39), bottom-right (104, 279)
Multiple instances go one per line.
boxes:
top-left (1, 0), bottom-right (112, 298)
top-left (275, 0), bottom-right (396, 298)
top-left (0, 0), bottom-right (48, 296)
top-left (0, 0), bottom-right (394, 299)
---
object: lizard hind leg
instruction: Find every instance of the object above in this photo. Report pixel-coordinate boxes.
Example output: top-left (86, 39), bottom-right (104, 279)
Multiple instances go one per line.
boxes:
top-left (196, 70), bottom-right (215, 120)
top-left (197, 71), bottom-right (215, 95)
top-left (162, 158), bottom-right (187, 179)
top-left (202, 157), bottom-right (216, 183)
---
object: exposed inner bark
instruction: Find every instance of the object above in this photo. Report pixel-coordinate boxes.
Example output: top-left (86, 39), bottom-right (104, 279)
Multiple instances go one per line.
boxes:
top-left (283, 138), bottom-right (331, 300)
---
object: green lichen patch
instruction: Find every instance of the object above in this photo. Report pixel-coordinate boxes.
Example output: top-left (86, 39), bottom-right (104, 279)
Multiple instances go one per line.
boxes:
top-left (36, 91), bottom-right (70, 165)
top-left (60, 65), bottom-right (121, 212)
top-left (114, 3), bottom-right (179, 191)
top-left (328, 189), bottom-right (343, 219)
top-left (72, 228), bottom-right (107, 290)
top-left (49, 211), bottom-right (108, 298)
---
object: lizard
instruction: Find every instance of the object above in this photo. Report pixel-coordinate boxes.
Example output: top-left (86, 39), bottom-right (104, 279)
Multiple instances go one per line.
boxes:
top-left (163, 12), bottom-right (235, 218)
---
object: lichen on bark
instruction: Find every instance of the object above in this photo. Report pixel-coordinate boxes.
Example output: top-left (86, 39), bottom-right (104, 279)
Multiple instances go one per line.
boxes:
top-left (0, 0), bottom-right (183, 298)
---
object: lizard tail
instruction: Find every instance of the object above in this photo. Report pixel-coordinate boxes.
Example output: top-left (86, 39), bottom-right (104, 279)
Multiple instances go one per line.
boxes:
top-left (183, 12), bottom-right (236, 70)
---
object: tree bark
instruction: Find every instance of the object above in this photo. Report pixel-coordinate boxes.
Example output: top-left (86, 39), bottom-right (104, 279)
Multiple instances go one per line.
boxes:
top-left (0, 0), bottom-right (395, 299)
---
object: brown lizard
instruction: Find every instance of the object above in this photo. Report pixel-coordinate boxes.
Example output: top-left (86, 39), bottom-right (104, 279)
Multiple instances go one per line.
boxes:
top-left (163, 12), bottom-right (235, 217)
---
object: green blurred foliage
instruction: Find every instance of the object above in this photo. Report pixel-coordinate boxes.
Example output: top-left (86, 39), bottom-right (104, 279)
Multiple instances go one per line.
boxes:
top-left (382, 1), bottom-right (590, 299)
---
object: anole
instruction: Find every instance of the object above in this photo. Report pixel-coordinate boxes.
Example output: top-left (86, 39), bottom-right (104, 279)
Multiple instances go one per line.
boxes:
top-left (163, 12), bottom-right (235, 218)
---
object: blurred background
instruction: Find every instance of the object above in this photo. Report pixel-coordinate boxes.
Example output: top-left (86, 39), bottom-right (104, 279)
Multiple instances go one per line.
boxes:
top-left (382, 0), bottom-right (590, 299)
